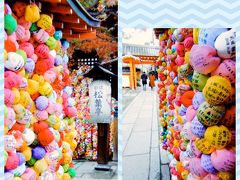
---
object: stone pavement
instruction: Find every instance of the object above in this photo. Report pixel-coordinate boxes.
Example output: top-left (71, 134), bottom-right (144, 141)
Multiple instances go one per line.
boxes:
top-left (122, 87), bottom-right (141, 112)
top-left (122, 88), bottom-right (170, 180)
top-left (73, 160), bottom-right (118, 180)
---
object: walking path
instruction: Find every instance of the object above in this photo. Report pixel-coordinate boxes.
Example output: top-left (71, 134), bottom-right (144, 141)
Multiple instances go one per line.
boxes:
top-left (122, 88), bottom-right (141, 111)
top-left (73, 160), bottom-right (118, 180)
top-left (122, 88), bottom-right (170, 180)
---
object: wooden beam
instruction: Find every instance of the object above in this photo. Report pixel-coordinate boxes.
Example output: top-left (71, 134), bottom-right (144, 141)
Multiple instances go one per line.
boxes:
top-left (72, 27), bottom-right (96, 34)
top-left (88, 27), bottom-right (93, 32)
top-left (55, 15), bottom-right (80, 24)
top-left (42, 4), bottom-right (73, 15)
top-left (79, 32), bottom-right (96, 41)
top-left (72, 28), bottom-right (89, 33)
top-left (64, 23), bottom-right (87, 30)
top-left (62, 29), bottom-right (73, 35)
top-left (53, 22), bottom-right (64, 29)
top-left (63, 32), bottom-right (96, 41)
top-left (40, 0), bottom-right (61, 3)
top-left (65, 37), bottom-right (80, 41)
top-left (63, 33), bottom-right (80, 39)
top-left (61, 0), bottom-right (68, 4)
top-left (91, 28), bottom-right (96, 33)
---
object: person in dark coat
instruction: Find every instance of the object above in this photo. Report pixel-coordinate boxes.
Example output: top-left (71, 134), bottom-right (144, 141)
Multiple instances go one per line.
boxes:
top-left (141, 72), bottom-right (148, 91)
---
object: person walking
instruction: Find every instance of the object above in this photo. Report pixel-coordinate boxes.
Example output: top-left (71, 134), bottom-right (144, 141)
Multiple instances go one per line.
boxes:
top-left (141, 72), bottom-right (148, 91)
top-left (149, 72), bottom-right (155, 90)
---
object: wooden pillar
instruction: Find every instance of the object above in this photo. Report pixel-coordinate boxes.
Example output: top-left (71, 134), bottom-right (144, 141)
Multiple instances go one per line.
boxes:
top-left (95, 123), bottom-right (111, 171)
top-left (112, 118), bottom-right (118, 161)
top-left (96, 123), bottom-right (110, 165)
top-left (129, 60), bottom-right (135, 90)
top-left (132, 64), bottom-right (137, 89)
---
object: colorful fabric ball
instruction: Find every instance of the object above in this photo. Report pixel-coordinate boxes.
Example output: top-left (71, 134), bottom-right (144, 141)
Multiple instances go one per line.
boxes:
top-left (38, 129), bottom-right (54, 146)
top-left (180, 91), bottom-right (195, 108)
top-left (35, 96), bottom-right (49, 110)
top-left (191, 71), bottom-right (209, 91)
top-left (5, 52), bottom-right (25, 72)
top-left (190, 116), bottom-right (206, 138)
top-left (204, 125), bottom-right (232, 149)
top-left (214, 28), bottom-right (235, 59)
top-left (219, 105), bottom-right (235, 127)
top-left (201, 154), bottom-right (218, 173)
top-left (16, 152), bottom-right (26, 165)
top-left (198, 28), bottom-right (228, 47)
top-left (190, 45), bottom-right (220, 75)
top-left (4, 135), bottom-right (16, 152)
top-left (195, 138), bottom-right (215, 154)
top-left (189, 157), bottom-right (208, 177)
top-left (19, 42), bottom-right (34, 58)
top-left (192, 92), bottom-right (205, 110)
top-left (25, 4), bottom-right (40, 23)
top-left (24, 58), bottom-right (35, 73)
top-left (37, 14), bottom-right (52, 30)
top-left (203, 76), bottom-right (232, 105)
top-left (211, 149), bottom-right (235, 172)
top-left (5, 152), bottom-right (19, 170)
top-left (34, 158), bottom-right (48, 173)
top-left (5, 14), bottom-right (17, 35)
top-left (211, 59), bottom-right (235, 84)
top-left (197, 101), bottom-right (225, 126)
top-left (32, 146), bottom-right (46, 160)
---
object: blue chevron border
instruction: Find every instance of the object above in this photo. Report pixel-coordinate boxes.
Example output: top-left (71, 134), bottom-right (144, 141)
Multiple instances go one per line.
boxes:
top-left (118, 0), bottom-right (240, 179)
top-left (0, 0), bottom-right (3, 177)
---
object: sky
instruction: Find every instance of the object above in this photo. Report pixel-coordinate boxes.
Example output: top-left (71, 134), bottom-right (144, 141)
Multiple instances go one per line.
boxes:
top-left (122, 28), bottom-right (159, 46)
